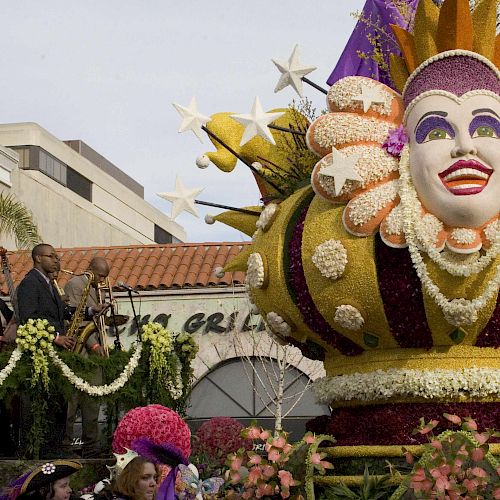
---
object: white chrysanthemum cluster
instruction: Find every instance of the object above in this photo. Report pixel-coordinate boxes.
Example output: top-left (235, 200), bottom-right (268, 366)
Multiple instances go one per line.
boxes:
top-left (246, 252), bottom-right (265, 289)
top-left (266, 311), bottom-right (292, 336)
top-left (442, 298), bottom-right (478, 327)
top-left (317, 146), bottom-right (398, 198)
top-left (450, 228), bottom-right (477, 245)
top-left (312, 115), bottom-right (391, 150)
top-left (204, 214), bottom-right (215, 225)
top-left (484, 219), bottom-right (499, 244)
top-left (312, 239), bottom-right (348, 280)
top-left (256, 203), bottom-right (279, 231)
top-left (334, 305), bottom-right (365, 330)
top-left (347, 180), bottom-right (398, 226)
top-left (327, 77), bottom-right (393, 115)
top-left (384, 204), bottom-right (404, 235)
top-left (312, 367), bottom-right (500, 404)
top-left (414, 213), bottom-right (443, 247)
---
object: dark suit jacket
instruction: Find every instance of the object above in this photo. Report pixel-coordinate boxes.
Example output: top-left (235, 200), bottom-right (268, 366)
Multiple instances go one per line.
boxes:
top-left (0, 298), bottom-right (13, 323)
top-left (17, 268), bottom-right (69, 334)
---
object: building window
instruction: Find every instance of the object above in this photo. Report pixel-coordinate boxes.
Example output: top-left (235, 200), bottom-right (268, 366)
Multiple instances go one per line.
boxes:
top-left (154, 224), bottom-right (172, 244)
top-left (67, 167), bottom-right (92, 201)
top-left (39, 150), bottom-right (68, 185)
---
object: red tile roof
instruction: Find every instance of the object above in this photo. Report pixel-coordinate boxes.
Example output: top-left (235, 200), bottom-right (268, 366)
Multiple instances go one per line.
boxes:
top-left (0, 242), bottom-right (249, 296)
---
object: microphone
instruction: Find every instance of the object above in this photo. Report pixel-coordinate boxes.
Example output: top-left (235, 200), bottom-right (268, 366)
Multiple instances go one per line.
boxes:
top-left (117, 281), bottom-right (139, 294)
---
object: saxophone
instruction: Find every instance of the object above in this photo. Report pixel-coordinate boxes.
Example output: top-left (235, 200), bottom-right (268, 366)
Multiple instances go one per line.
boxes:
top-left (57, 270), bottom-right (95, 354)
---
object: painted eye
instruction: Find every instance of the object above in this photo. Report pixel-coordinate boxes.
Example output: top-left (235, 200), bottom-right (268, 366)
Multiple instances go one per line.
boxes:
top-left (472, 125), bottom-right (498, 138)
top-left (425, 128), bottom-right (450, 141)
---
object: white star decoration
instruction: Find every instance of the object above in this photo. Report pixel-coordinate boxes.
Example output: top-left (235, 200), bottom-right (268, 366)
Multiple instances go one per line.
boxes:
top-left (352, 83), bottom-right (386, 113)
top-left (272, 44), bottom-right (316, 97)
top-left (172, 96), bottom-right (211, 143)
top-left (231, 97), bottom-right (285, 146)
top-left (319, 147), bottom-right (363, 196)
top-left (157, 176), bottom-right (203, 220)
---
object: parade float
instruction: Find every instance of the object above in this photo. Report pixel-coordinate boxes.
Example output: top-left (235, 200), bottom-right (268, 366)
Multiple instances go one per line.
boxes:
top-left (170, 0), bottom-right (500, 487)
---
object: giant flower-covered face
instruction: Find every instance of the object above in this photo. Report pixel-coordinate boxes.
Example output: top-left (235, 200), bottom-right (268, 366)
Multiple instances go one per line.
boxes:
top-left (407, 92), bottom-right (500, 228)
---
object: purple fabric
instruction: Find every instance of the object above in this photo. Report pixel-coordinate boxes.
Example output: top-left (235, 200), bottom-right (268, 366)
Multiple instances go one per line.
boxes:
top-left (156, 466), bottom-right (178, 500)
top-left (131, 437), bottom-right (188, 468)
top-left (327, 0), bottom-right (418, 89)
top-left (404, 55), bottom-right (500, 106)
top-left (0, 470), bottom-right (34, 500)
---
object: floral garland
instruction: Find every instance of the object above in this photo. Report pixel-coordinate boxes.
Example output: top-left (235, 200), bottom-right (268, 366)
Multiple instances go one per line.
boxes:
top-left (398, 145), bottom-right (500, 326)
top-left (48, 343), bottom-right (142, 396)
top-left (0, 347), bottom-right (22, 386)
top-left (312, 367), bottom-right (500, 404)
top-left (16, 318), bottom-right (55, 389)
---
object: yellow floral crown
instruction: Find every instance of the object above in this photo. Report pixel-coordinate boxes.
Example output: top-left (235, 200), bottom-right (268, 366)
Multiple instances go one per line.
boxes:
top-left (389, 0), bottom-right (500, 92)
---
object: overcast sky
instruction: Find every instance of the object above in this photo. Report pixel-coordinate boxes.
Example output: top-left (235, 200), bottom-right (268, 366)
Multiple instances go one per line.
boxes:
top-left (0, 0), bottom-right (365, 243)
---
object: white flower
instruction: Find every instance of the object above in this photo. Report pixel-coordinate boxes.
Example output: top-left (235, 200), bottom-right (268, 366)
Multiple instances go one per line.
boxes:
top-left (312, 239), bottom-right (347, 280)
top-left (334, 305), bottom-right (364, 330)
top-left (450, 228), bottom-right (477, 245)
top-left (41, 463), bottom-right (56, 475)
top-left (266, 311), bottom-right (292, 336)
top-left (256, 203), bottom-right (279, 232)
top-left (246, 253), bottom-right (265, 289)
top-left (312, 367), bottom-right (500, 404)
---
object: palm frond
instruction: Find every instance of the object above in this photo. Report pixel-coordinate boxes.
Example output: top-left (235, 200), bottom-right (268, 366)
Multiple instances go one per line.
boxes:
top-left (0, 193), bottom-right (42, 249)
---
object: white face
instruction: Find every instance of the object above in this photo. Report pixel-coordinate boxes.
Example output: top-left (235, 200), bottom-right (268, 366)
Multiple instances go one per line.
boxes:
top-left (51, 477), bottom-right (71, 500)
top-left (136, 462), bottom-right (157, 500)
top-left (407, 93), bottom-right (500, 228)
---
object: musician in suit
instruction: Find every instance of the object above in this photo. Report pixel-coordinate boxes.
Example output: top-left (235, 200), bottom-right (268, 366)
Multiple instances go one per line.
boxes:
top-left (62, 256), bottom-right (110, 458)
top-left (17, 244), bottom-right (75, 349)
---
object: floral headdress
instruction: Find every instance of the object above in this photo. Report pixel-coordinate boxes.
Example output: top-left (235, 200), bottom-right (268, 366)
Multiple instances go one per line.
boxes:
top-left (389, 0), bottom-right (500, 107)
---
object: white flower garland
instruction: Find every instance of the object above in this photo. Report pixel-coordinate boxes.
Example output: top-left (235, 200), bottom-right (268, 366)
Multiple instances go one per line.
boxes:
top-left (0, 348), bottom-right (22, 386)
top-left (399, 145), bottom-right (500, 326)
top-left (47, 343), bottom-right (142, 396)
top-left (312, 367), bottom-right (500, 404)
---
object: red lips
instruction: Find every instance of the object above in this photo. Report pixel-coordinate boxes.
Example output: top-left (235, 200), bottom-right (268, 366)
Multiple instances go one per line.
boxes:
top-left (439, 159), bottom-right (493, 196)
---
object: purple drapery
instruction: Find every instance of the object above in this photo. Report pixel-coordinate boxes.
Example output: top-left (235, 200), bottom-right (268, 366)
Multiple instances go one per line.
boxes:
top-left (327, 0), bottom-right (419, 89)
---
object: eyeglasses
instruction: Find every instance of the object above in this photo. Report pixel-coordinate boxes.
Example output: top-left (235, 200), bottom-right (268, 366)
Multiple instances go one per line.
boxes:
top-left (39, 254), bottom-right (60, 260)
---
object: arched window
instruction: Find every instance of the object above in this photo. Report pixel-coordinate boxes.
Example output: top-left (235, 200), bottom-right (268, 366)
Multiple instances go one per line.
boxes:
top-left (187, 357), bottom-right (329, 439)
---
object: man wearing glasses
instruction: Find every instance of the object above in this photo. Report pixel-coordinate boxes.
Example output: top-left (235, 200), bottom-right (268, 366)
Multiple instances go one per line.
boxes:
top-left (17, 243), bottom-right (75, 349)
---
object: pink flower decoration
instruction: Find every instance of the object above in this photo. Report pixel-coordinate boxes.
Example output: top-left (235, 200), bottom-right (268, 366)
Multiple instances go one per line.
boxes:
top-left (311, 453), bottom-right (321, 465)
top-left (471, 447), bottom-right (485, 462)
top-left (463, 418), bottom-right (478, 431)
top-left (443, 413), bottom-right (462, 425)
top-left (112, 404), bottom-right (191, 458)
top-left (272, 437), bottom-right (286, 449)
top-left (303, 433), bottom-right (316, 444)
top-left (471, 466), bottom-right (487, 478)
top-left (259, 430), bottom-right (270, 440)
top-left (268, 448), bottom-right (281, 462)
top-left (249, 454), bottom-right (262, 465)
top-left (278, 470), bottom-right (296, 488)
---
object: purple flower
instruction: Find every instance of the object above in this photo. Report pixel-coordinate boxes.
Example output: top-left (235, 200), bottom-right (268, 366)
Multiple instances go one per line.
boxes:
top-left (382, 125), bottom-right (409, 157)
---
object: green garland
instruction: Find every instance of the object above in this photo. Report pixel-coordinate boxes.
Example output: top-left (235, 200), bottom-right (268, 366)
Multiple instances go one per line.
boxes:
top-left (0, 321), bottom-right (198, 458)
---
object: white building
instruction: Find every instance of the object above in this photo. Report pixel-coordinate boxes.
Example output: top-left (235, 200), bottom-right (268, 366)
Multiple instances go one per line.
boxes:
top-left (0, 122), bottom-right (185, 249)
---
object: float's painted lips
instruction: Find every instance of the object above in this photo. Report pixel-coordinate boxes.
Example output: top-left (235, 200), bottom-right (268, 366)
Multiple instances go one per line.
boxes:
top-left (439, 159), bottom-right (493, 195)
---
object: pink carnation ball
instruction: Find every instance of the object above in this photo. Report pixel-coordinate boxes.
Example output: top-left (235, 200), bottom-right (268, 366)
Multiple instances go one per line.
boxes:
top-left (112, 404), bottom-right (191, 459)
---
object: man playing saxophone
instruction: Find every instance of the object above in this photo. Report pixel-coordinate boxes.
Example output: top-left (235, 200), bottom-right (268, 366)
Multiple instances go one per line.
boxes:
top-left (62, 256), bottom-right (111, 458)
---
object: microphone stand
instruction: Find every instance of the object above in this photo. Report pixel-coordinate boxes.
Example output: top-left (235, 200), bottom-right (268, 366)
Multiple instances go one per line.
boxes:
top-left (110, 304), bottom-right (122, 351)
top-left (124, 288), bottom-right (141, 342)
